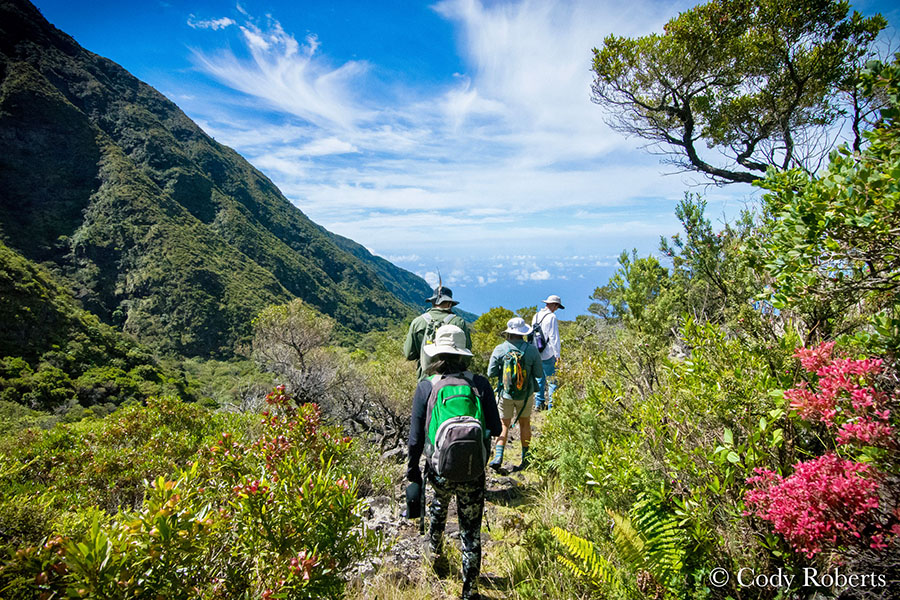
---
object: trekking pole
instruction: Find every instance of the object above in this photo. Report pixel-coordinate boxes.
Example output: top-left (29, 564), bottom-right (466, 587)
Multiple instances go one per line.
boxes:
top-left (420, 463), bottom-right (426, 536)
top-left (511, 399), bottom-right (527, 430)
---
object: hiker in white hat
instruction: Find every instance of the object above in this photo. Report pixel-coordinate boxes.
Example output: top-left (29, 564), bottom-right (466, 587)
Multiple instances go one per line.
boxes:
top-left (486, 317), bottom-right (543, 472)
top-left (406, 324), bottom-right (501, 600)
top-left (531, 295), bottom-right (564, 410)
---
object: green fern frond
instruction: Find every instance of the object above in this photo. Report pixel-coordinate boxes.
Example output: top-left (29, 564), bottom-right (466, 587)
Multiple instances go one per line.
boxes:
top-left (551, 526), bottom-right (619, 592)
top-left (608, 493), bottom-right (688, 598)
top-left (608, 510), bottom-right (646, 568)
top-left (557, 554), bottom-right (591, 580)
top-left (630, 493), bottom-right (685, 582)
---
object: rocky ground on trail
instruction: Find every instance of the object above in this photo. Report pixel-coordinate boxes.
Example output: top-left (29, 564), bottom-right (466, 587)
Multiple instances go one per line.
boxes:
top-left (352, 419), bottom-right (543, 599)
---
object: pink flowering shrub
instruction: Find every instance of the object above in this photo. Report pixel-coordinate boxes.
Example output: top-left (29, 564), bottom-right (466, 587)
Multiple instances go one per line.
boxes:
top-left (744, 343), bottom-right (899, 558)
top-left (745, 454), bottom-right (883, 557)
top-left (785, 343), bottom-right (895, 448)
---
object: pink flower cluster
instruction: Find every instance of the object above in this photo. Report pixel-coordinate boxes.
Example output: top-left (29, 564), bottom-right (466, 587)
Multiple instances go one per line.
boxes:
top-left (290, 550), bottom-right (318, 581)
top-left (837, 419), bottom-right (896, 447)
top-left (793, 341), bottom-right (836, 373)
top-left (785, 343), bottom-right (894, 448)
top-left (745, 454), bottom-right (882, 557)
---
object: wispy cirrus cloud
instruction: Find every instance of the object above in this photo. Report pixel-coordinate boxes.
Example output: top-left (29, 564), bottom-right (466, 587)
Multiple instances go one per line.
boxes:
top-left (180, 0), bottom-right (751, 315)
top-left (187, 16), bottom-right (236, 30)
top-left (191, 17), bottom-right (374, 129)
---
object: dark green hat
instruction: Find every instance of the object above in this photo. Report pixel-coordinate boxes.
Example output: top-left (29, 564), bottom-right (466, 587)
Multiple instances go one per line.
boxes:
top-left (425, 286), bottom-right (459, 306)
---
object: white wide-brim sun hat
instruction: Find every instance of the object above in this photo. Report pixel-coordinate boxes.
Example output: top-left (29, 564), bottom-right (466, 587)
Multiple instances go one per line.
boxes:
top-left (423, 324), bottom-right (474, 357)
top-left (541, 294), bottom-right (565, 309)
top-left (503, 317), bottom-right (532, 336)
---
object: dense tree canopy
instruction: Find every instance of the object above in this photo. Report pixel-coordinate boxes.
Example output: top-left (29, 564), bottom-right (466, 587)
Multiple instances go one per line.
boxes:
top-left (591, 0), bottom-right (886, 184)
top-left (755, 57), bottom-right (900, 349)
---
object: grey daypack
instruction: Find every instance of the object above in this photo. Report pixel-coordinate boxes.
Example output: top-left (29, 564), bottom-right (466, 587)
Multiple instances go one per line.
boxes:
top-left (424, 372), bottom-right (488, 482)
top-left (419, 313), bottom-right (457, 372)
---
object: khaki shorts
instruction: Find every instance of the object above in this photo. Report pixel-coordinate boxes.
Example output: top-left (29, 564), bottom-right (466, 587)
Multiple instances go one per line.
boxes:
top-left (500, 394), bottom-right (533, 421)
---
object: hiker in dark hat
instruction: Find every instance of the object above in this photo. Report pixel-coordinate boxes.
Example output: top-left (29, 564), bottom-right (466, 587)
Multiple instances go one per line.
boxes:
top-left (403, 285), bottom-right (472, 381)
top-left (407, 324), bottom-right (501, 600)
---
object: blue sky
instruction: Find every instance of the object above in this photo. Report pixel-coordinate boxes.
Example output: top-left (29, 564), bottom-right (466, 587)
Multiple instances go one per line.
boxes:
top-left (31, 0), bottom-right (899, 316)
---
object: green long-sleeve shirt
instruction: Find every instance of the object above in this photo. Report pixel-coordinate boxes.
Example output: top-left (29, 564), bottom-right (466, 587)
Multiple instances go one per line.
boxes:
top-left (403, 308), bottom-right (471, 380)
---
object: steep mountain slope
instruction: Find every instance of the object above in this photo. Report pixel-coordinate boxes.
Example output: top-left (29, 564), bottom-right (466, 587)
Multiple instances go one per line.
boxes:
top-left (0, 0), bottom-right (432, 357)
top-left (0, 240), bottom-right (196, 410)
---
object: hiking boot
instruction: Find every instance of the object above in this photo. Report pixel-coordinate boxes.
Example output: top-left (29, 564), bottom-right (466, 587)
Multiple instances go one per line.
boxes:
top-left (434, 553), bottom-right (450, 577)
top-left (424, 539), bottom-right (450, 577)
top-left (488, 457), bottom-right (503, 472)
top-left (512, 447), bottom-right (530, 472)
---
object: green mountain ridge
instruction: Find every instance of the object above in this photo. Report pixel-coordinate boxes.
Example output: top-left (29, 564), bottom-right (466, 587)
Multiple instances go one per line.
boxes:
top-left (0, 238), bottom-right (195, 414)
top-left (0, 0), bottom-right (433, 357)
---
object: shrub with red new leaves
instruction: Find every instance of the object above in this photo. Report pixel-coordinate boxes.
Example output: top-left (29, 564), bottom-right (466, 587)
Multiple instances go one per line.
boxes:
top-left (744, 343), bottom-right (899, 558)
top-left (745, 453), bottom-right (884, 557)
top-left (785, 342), bottom-right (895, 448)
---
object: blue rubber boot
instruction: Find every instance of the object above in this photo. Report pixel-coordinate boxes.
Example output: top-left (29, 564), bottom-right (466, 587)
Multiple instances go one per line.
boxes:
top-left (488, 443), bottom-right (504, 471)
top-left (513, 446), bottom-right (530, 472)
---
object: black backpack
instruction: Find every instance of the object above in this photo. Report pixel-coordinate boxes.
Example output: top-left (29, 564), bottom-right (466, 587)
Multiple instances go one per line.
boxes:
top-left (529, 313), bottom-right (548, 353)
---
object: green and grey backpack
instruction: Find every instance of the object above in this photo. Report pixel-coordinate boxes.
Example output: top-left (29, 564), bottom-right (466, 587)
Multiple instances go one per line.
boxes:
top-left (424, 372), bottom-right (489, 482)
top-left (500, 346), bottom-right (528, 401)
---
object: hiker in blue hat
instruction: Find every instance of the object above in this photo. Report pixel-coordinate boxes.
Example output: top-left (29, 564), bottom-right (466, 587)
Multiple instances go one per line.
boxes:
top-left (403, 286), bottom-right (472, 381)
top-left (406, 324), bottom-right (501, 600)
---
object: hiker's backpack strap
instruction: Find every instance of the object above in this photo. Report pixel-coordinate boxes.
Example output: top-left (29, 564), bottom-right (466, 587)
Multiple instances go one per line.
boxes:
top-left (423, 374), bottom-right (443, 439)
top-left (422, 313), bottom-right (434, 324)
top-left (430, 373), bottom-right (474, 398)
top-left (459, 371), bottom-right (482, 398)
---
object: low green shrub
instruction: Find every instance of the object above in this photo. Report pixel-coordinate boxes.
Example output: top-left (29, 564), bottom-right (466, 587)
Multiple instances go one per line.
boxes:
top-left (0, 388), bottom-right (380, 599)
top-left (0, 397), bottom-right (230, 514)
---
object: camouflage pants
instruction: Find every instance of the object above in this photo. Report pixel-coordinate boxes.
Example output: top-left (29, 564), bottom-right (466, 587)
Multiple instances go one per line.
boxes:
top-left (427, 471), bottom-right (485, 596)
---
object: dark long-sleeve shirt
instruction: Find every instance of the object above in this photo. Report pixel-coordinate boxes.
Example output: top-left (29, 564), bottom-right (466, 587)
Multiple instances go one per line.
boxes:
top-left (406, 372), bottom-right (501, 482)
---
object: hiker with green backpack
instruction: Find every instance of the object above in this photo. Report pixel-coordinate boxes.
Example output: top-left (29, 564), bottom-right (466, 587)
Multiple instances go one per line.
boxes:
top-left (403, 286), bottom-right (472, 381)
top-left (406, 324), bottom-right (501, 600)
top-left (486, 317), bottom-right (543, 472)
